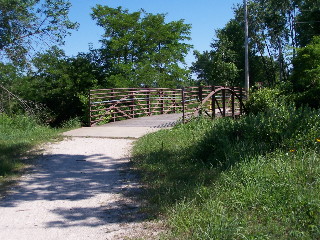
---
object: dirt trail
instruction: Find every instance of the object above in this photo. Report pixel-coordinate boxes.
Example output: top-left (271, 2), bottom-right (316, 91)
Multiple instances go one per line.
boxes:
top-left (0, 137), bottom-right (162, 240)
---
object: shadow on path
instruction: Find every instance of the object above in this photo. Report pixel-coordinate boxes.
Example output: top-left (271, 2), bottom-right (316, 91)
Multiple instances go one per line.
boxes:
top-left (0, 138), bottom-right (147, 233)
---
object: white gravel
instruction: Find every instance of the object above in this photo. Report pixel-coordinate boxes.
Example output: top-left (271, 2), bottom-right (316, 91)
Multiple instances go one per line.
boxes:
top-left (0, 137), bottom-right (163, 240)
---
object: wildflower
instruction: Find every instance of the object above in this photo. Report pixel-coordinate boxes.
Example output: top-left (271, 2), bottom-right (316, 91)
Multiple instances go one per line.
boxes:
top-left (316, 138), bottom-right (320, 143)
top-left (289, 149), bottom-right (296, 153)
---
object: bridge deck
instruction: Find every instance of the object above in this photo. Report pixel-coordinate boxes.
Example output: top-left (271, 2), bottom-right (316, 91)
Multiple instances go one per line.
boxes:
top-left (63, 113), bottom-right (183, 139)
top-left (98, 113), bottom-right (183, 128)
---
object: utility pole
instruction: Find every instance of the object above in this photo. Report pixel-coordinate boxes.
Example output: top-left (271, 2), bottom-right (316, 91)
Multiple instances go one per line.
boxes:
top-left (244, 0), bottom-right (250, 98)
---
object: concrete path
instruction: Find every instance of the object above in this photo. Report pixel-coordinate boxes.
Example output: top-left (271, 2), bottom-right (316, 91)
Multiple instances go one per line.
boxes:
top-left (0, 114), bottom-right (182, 239)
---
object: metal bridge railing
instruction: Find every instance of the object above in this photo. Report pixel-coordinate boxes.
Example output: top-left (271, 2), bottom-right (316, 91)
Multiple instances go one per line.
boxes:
top-left (89, 86), bottom-right (246, 126)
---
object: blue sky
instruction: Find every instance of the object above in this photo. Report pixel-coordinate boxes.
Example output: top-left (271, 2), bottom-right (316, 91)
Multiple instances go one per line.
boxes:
top-left (63, 0), bottom-right (243, 66)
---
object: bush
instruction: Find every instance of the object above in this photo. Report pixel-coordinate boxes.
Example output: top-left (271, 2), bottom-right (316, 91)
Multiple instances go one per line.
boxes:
top-left (190, 104), bottom-right (320, 171)
top-left (245, 87), bottom-right (288, 114)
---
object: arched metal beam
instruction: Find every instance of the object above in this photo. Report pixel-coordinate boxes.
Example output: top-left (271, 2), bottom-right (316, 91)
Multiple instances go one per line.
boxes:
top-left (192, 87), bottom-right (246, 120)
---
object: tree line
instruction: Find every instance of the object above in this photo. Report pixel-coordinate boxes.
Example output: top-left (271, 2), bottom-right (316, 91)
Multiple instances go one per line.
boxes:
top-left (0, 0), bottom-right (319, 125)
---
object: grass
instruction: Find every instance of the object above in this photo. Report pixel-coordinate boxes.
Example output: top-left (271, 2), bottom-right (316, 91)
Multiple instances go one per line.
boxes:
top-left (0, 114), bottom-right (60, 179)
top-left (132, 104), bottom-right (320, 239)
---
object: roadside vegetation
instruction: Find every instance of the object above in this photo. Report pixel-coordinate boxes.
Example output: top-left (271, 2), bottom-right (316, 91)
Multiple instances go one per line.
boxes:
top-left (0, 114), bottom-right (81, 180)
top-left (132, 92), bottom-right (320, 239)
top-left (0, 114), bottom-right (58, 179)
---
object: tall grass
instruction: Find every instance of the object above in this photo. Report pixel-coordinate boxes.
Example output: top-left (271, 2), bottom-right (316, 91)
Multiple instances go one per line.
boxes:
top-left (0, 114), bottom-right (58, 177)
top-left (132, 104), bottom-right (320, 239)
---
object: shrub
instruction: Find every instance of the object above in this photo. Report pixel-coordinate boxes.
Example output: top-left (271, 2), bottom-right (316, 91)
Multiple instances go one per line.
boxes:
top-left (0, 114), bottom-right (57, 177)
top-left (245, 87), bottom-right (288, 114)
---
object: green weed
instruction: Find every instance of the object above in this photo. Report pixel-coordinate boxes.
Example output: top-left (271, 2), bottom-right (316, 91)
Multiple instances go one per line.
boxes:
top-left (132, 105), bottom-right (320, 239)
top-left (0, 114), bottom-right (58, 177)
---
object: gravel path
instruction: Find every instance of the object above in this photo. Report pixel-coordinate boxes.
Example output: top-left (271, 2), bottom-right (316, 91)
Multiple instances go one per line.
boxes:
top-left (0, 137), bottom-right (162, 240)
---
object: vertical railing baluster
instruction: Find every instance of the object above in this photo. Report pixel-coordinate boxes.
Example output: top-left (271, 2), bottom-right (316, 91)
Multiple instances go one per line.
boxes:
top-left (222, 89), bottom-right (226, 117)
top-left (231, 87), bottom-right (235, 118)
top-left (131, 91), bottom-right (135, 118)
top-left (211, 86), bottom-right (215, 119)
top-left (198, 85), bottom-right (203, 116)
top-left (182, 88), bottom-right (185, 123)
top-left (111, 89), bottom-right (116, 122)
top-left (147, 89), bottom-right (151, 116)
top-left (239, 87), bottom-right (243, 116)
top-left (160, 90), bottom-right (164, 115)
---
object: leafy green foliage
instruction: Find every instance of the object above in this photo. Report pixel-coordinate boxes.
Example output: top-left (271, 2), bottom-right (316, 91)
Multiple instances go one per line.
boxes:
top-left (192, 0), bottom-right (320, 87)
top-left (132, 104), bottom-right (320, 239)
top-left (91, 6), bottom-right (192, 88)
top-left (0, 0), bottom-right (78, 65)
top-left (291, 36), bottom-right (320, 108)
top-left (295, 0), bottom-right (320, 47)
top-left (191, 16), bottom-right (277, 87)
top-left (245, 87), bottom-right (287, 114)
top-left (192, 50), bottom-right (239, 86)
top-left (13, 47), bottom-right (105, 125)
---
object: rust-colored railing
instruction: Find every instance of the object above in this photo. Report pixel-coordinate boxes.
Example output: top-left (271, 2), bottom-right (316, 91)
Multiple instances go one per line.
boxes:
top-left (89, 86), bottom-right (246, 126)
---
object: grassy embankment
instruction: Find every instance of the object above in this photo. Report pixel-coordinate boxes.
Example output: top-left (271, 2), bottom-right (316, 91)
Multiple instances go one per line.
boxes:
top-left (132, 103), bottom-right (320, 239)
top-left (0, 114), bottom-right (67, 180)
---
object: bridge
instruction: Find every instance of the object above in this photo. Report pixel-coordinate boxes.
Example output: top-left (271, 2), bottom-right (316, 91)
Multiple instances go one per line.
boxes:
top-left (64, 86), bottom-right (246, 139)
top-left (88, 86), bottom-right (246, 127)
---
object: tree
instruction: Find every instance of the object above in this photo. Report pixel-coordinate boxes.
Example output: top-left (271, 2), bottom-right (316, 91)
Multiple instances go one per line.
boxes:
top-left (14, 47), bottom-right (104, 125)
top-left (91, 6), bottom-right (192, 88)
top-left (0, 63), bottom-right (21, 88)
top-left (191, 17), bottom-right (276, 87)
top-left (291, 36), bottom-right (320, 108)
top-left (0, 0), bottom-right (78, 65)
top-left (192, 0), bottom-right (320, 87)
top-left (295, 0), bottom-right (320, 47)
top-left (191, 19), bottom-right (242, 86)
top-left (238, 0), bottom-right (319, 81)
top-left (191, 50), bottom-right (239, 86)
